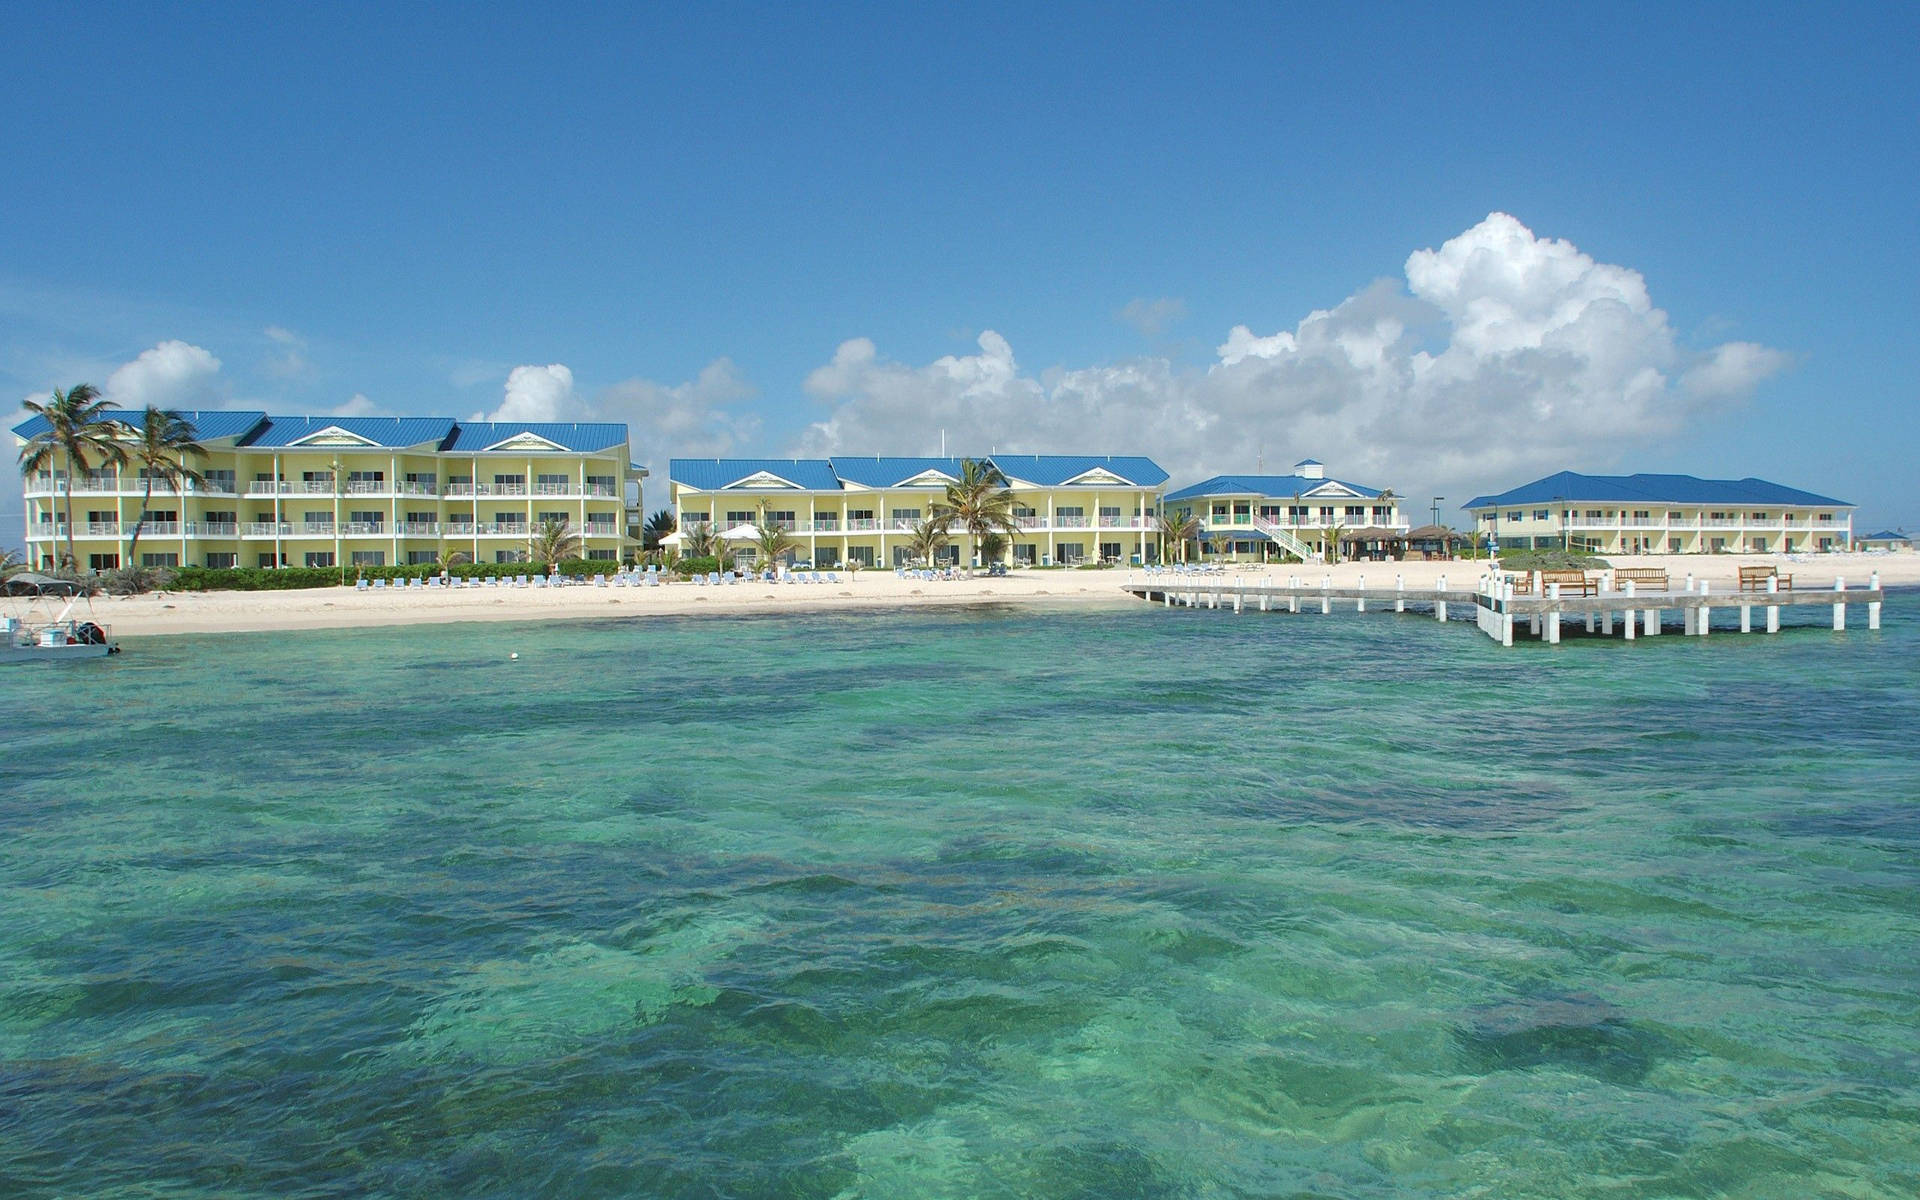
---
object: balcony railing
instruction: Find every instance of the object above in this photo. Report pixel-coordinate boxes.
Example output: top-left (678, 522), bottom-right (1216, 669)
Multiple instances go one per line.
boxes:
top-left (242, 522), bottom-right (294, 537)
top-left (85, 521), bottom-right (120, 536)
top-left (1055, 515), bottom-right (1090, 528)
top-left (583, 523), bottom-right (619, 537)
top-left (138, 521), bottom-right (181, 536)
top-left (301, 522), bottom-right (337, 536)
top-left (344, 481), bottom-right (388, 494)
top-left (534, 483), bottom-right (572, 496)
top-left (476, 522), bottom-right (529, 536)
top-left (339, 521), bottom-right (384, 535)
top-left (399, 521), bottom-right (440, 535)
top-left (198, 522), bottom-right (239, 537)
top-left (397, 481), bottom-right (438, 496)
top-left (490, 483), bottom-right (528, 496)
top-left (585, 484), bottom-right (619, 497)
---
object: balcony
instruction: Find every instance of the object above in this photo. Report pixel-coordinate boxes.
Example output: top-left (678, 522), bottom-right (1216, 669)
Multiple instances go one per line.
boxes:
top-left (585, 483), bottom-right (619, 497)
top-left (583, 523), bottom-right (619, 537)
top-left (138, 521), bottom-right (181, 536)
top-left (396, 481), bottom-right (438, 496)
top-left (846, 518), bottom-right (880, 531)
top-left (398, 521), bottom-right (440, 536)
top-left (533, 483), bottom-right (573, 496)
top-left (196, 522), bottom-right (239, 537)
top-left (1055, 515), bottom-right (1091, 529)
top-left (339, 522), bottom-right (384, 535)
top-left (490, 483), bottom-right (528, 497)
top-left (300, 522), bottom-right (337, 536)
top-left (476, 522), bottom-right (529, 536)
top-left (343, 481), bottom-right (389, 495)
top-left (242, 522), bottom-right (294, 537)
top-left (85, 521), bottom-right (120, 536)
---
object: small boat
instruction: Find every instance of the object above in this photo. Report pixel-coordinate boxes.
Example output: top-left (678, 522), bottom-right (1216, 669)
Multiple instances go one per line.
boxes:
top-left (1, 573), bottom-right (120, 663)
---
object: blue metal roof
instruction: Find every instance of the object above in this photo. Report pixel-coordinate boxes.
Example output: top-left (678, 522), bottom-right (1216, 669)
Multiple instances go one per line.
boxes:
top-left (669, 458), bottom-right (843, 491)
top-left (241, 416), bottom-right (458, 449)
top-left (1463, 471), bottom-right (1852, 511)
top-left (1165, 474), bottom-right (1385, 503)
top-left (1862, 530), bottom-right (1910, 542)
top-left (12, 408), bottom-right (268, 442)
top-left (827, 456), bottom-right (972, 487)
top-left (443, 422), bottom-right (629, 453)
top-left (985, 454), bottom-right (1169, 487)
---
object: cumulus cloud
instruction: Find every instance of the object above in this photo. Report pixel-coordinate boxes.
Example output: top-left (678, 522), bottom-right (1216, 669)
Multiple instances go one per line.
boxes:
top-left (795, 213), bottom-right (1790, 500)
top-left (474, 363), bottom-right (575, 422)
top-left (332, 392), bottom-right (380, 417)
top-left (1118, 296), bottom-right (1187, 336)
top-left (599, 358), bottom-right (761, 459)
top-left (103, 340), bottom-right (223, 410)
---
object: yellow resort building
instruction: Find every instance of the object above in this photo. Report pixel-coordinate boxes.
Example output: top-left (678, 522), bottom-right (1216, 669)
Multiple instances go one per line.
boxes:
top-left (1165, 460), bottom-right (1409, 562)
top-left (14, 410), bottom-right (645, 571)
top-left (667, 455), bottom-right (1170, 567)
top-left (1464, 471), bottom-right (1856, 555)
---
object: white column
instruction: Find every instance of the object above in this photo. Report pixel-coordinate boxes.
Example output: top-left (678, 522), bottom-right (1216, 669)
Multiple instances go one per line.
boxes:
top-left (1833, 576), bottom-right (1847, 631)
top-left (1869, 571), bottom-right (1882, 630)
top-left (1699, 581), bottom-right (1711, 637)
top-left (1546, 582), bottom-right (1561, 644)
top-left (1766, 575), bottom-right (1780, 633)
top-left (1357, 574), bottom-right (1366, 612)
top-left (1395, 574), bottom-right (1405, 612)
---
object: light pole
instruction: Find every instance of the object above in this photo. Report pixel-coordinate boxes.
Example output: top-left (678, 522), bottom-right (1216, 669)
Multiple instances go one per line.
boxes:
top-left (1430, 496), bottom-right (1445, 559)
top-left (1430, 496), bottom-right (1443, 528)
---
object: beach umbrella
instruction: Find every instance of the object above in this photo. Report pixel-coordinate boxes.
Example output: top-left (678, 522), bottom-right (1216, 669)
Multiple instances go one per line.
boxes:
top-left (720, 523), bottom-right (761, 541)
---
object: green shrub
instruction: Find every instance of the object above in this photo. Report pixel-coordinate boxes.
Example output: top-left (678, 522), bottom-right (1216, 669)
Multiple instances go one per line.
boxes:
top-left (674, 555), bottom-right (722, 578)
top-left (1498, 548), bottom-right (1611, 571)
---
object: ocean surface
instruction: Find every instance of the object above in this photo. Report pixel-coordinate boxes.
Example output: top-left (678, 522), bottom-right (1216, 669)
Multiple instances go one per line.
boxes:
top-left (3, 597), bottom-right (1917, 1198)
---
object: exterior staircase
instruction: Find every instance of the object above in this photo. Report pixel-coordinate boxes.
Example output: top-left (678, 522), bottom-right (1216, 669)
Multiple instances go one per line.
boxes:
top-left (1250, 515), bottom-right (1323, 562)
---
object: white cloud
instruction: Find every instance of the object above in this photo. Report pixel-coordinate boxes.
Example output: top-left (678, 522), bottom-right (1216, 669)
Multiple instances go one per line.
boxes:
top-left (103, 340), bottom-right (223, 411)
top-left (795, 213), bottom-right (1790, 501)
top-left (474, 363), bottom-right (575, 422)
top-left (333, 392), bottom-right (380, 417)
top-left (1118, 296), bottom-right (1187, 336)
top-left (262, 325), bottom-right (311, 379)
top-left (599, 358), bottom-right (761, 459)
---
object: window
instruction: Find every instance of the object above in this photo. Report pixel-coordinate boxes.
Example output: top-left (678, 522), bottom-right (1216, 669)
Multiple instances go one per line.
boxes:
top-left (1345, 505), bottom-right (1365, 519)
top-left (847, 545), bottom-right (875, 567)
top-left (1013, 544), bottom-right (1037, 564)
top-left (1289, 505), bottom-right (1309, 518)
top-left (1099, 541), bottom-right (1123, 562)
top-left (89, 554), bottom-right (123, 569)
top-left (141, 553), bottom-right (179, 567)
top-left (849, 508), bottom-right (875, 521)
top-left (349, 510), bottom-right (384, 527)
top-left (891, 507), bottom-right (922, 522)
top-left (1211, 503), bottom-right (1229, 519)
top-left (305, 552), bottom-right (336, 568)
top-left (407, 551), bottom-right (437, 565)
top-left (586, 474), bottom-right (617, 495)
top-left (205, 553), bottom-right (237, 569)
top-left (258, 553), bottom-right (278, 568)
top-left (1668, 538), bottom-right (1682, 553)
top-left (494, 474), bottom-right (526, 490)
top-left (203, 469), bottom-right (236, 493)
top-left (1375, 507), bottom-right (1394, 521)
top-left (585, 548), bottom-right (616, 561)
top-left (1669, 511), bottom-right (1684, 521)
top-left (814, 547), bottom-right (840, 567)
top-left (768, 510), bottom-right (796, 528)
top-left (493, 512), bottom-right (521, 525)
top-left (351, 551), bottom-right (386, 566)
top-left (304, 511), bottom-right (331, 527)
top-left (1055, 542), bottom-right (1086, 565)
top-left (726, 509), bottom-right (755, 525)
top-left (406, 511), bottom-right (435, 524)
top-left (1506, 511), bottom-right (1522, 522)
top-left (1532, 509), bottom-right (1551, 521)
top-left (405, 472), bottom-right (437, 488)
top-left (1752, 512), bottom-right (1769, 521)
top-left (536, 473), bottom-right (570, 494)
top-left (1585, 510), bottom-right (1604, 520)
top-left (536, 511), bottom-right (569, 525)
top-left (495, 550), bottom-right (528, 563)
top-left (1632, 510), bottom-right (1649, 519)
top-left (206, 510), bottom-right (236, 525)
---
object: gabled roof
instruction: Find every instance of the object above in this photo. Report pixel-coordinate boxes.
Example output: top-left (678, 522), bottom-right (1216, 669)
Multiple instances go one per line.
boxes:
top-left (1463, 471), bottom-right (1852, 511)
top-left (1165, 474), bottom-right (1385, 503)
top-left (12, 408), bottom-right (268, 442)
top-left (985, 454), bottom-right (1169, 488)
top-left (242, 416), bottom-right (457, 449)
top-left (669, 458), bottom-right (843, 491)
top-left (443, 422), bottom-right (629, 453)
top-left (827, 456), bottom-right (971, 488)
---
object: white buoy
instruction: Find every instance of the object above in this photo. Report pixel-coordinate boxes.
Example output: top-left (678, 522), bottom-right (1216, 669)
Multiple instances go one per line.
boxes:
top-left (510, 652), bottom-right (520, 660)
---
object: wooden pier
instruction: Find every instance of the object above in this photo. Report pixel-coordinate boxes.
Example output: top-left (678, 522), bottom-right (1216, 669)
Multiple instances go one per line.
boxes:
top-left (1123, 570), bottom-right (1887, 647)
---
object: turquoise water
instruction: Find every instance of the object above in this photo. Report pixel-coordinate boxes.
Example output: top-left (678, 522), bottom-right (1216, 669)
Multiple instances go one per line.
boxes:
top-left (3, 598), bottom-right (1917, 1198)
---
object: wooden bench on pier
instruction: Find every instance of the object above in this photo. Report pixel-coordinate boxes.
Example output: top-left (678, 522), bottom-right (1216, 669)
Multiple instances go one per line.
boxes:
top-left (1539, 569), bottom-right (1599, 596)
top-left (1614, 567), bottom-right (1669, 591)
top-left (1739, 566), bottom-right (1792, 591)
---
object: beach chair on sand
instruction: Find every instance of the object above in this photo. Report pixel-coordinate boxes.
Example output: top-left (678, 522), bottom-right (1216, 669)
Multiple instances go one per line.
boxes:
top-left (356, 578), bottom-right (370, 591)
top-left (593, 574), bottom-right (607, 587)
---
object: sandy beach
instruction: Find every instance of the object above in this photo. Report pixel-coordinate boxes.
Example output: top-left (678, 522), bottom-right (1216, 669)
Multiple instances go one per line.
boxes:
top-left (10, 551), bottom-right (1912, 638)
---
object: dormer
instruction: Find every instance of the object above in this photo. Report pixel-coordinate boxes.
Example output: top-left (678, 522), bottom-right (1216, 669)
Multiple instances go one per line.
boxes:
top-left (1294, 459), bottom-right (1325, 480)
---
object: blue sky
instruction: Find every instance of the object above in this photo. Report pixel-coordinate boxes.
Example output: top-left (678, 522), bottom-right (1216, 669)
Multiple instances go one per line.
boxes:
top-left (4, 3), bottom-right (1916, 534)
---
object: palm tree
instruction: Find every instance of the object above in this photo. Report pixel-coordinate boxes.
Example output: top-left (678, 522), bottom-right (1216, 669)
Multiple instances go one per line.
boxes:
top-left (1, 547), bottom-right (23, 581)
top-left (905, 513), bottom-right (950, 567)
top-left (681, 520), bottom-right (718, 559)
top-left (1159, 507), bottom-right (1200, 564)
top-left (17, 383), bottom-right (126, 571)
top-left (931, 458), bottom-right (1021, 571)
top-left (752, 500), bottom-right (796, 569)
top-left (528, 516), bottom-right (581, 568)
top-left (642, 507), bottom-right (677, 552)
top-left (433, 547), bottom-right (472, 582)
top-left (122, 407), bottom-right (207, 568)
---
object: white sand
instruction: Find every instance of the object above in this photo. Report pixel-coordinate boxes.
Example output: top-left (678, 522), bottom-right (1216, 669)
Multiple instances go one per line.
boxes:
top-left (11, 552), bottom-right (1914, 638)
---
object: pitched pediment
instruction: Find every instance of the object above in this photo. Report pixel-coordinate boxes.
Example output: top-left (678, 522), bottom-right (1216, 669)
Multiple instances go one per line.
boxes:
top-left (1304, 481), bottom-right (1361, 498)
top-left (1063, 467), bottom-right (1134, 487)
top-left (288, 425), bottom-right (381, 448)
top-left (484, 432), bottom-right (569, 452)
top-left (898, 469), bottom-right (958, 487)
top-left (723, 469), bottom-right (805, 490)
